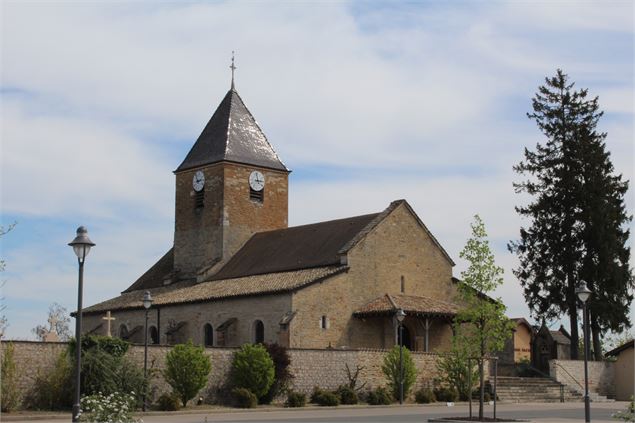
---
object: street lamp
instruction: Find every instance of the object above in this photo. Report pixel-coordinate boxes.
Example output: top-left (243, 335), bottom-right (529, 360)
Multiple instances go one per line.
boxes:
top-left (396, 308), bottom-right (406, 405)
top-left (142, 290), bottom-right (153, 412)
top-left (576, 281), bottom-right (592, 423)
top-left (68, 226), bottom-right (95, 423)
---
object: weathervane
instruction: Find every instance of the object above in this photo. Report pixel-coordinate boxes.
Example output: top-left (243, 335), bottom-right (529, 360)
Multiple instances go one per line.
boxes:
top-left (230, 50), bottom-right (236, 90)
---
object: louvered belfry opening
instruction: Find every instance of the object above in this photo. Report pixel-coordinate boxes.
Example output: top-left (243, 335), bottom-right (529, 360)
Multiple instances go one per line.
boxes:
top-left (249, 187), bottom-right (264, 202)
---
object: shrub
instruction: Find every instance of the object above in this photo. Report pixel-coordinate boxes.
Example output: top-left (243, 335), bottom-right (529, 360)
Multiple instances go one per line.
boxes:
top-left (336, 385), bottom-right (358, 405)
top-left (612, 396), bottom-right (634, 422)
top-left (434, 387), bottom-right (458, 402)
top-left (157, 393), bottom-right (181, 411)
top-left (79, 391), bottom-right (140, 423)
top-left (314, 390), bottom-right (340, 406)
top-left (1, 342), bottom-right (20, 412)
top-left (231, 344), bottom-right (274, 400)
top-left (310, 386), bottom-right (325, 403)
top-left (69, 335), bottom-right (129, 358)
top-left (164, 340), bottom-right (212, 407)
top-left (415, 388), bottom-right (436, 404)
top-left (231, 388), bottom-right (258, 408)
top-left (285, 391), bottom-right (306, 408)
top-left (381, 345), bottom-right (417, 401)
top-left (25, 351), bottom-right (73, 410)
top-left (260, 343), bottom-right (293, 404)
top-left (484, 392), bottom-right (491, 402)
top-left (366, 387), bottom-right (392, 405)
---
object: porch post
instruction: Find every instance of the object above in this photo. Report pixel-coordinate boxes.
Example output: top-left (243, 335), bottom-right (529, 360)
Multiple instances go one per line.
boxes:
top-left (424, 317), bottom-right (430, 352)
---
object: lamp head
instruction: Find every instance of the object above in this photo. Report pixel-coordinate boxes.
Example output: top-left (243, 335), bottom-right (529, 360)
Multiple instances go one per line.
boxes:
top-left (68, 226), bottom-right (95, 260)
top-left (576, 282), bottom-right (592, 304)
top-left (143, 291), bottom-right (153, 309)
top-left (396, 308), bottom-right (406, 323)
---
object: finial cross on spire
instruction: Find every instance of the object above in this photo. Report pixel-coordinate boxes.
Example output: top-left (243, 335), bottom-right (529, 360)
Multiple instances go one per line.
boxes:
top-left (230, 50), bottom-right (237, 90)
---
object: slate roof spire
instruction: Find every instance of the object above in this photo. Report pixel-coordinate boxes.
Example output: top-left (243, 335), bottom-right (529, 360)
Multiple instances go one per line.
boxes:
top-left (175, 57), bottom-right (288, 173)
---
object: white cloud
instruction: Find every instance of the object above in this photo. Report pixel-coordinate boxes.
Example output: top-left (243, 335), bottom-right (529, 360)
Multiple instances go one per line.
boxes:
top-left (1, 1), bottom-right (632, 338)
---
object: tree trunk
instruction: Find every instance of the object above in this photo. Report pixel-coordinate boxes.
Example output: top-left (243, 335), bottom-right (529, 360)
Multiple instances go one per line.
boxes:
top-left (479, 357), bottom-right (484, 421)
top-left (479, 335), bottom-right (485, 421)
top-left (591, 311), bottom-right (602, 361)
top-left (568, 273), bottom-right (580, 360)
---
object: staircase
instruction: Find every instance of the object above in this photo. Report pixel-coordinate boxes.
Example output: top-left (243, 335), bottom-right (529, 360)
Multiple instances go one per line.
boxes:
top-left (488, 377), bottom-right (610, 403)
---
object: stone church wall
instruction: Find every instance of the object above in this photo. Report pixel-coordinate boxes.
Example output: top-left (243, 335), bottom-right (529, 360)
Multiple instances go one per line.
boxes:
top-left (1, 341), bottom-right (447, 405)
top-left (82, 292), bottom-right (292, 347)
top-left (290, 202), bottom-right (456, 351)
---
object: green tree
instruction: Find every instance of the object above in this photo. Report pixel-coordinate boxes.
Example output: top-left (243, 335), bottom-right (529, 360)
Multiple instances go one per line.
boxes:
top-left (164, 340), bottom-right (212, 407)
top-left (381, 345), bottom-right (417, 401)
top-left (509, 69), bottom-right (632, 360)
top-left (456, 215), bottom-right (514, 420)
top-left (230, 343), bottom-right (275, 400)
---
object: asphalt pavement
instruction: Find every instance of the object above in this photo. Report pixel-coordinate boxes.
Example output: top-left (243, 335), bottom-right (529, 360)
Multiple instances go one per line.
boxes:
top-left (0, 401), bottom-right (628, 423)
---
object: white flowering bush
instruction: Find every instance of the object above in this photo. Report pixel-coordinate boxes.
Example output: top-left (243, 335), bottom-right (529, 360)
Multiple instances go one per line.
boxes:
top-left (79, 391), bottom-right (142, 423)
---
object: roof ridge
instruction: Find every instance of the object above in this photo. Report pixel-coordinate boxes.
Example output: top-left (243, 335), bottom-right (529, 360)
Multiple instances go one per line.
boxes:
top-left (338, 200), bottom-right (404, 255)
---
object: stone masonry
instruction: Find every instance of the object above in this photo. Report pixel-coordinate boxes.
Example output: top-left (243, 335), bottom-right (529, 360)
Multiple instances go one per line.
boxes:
top-left (549, 359), bottom-right (615, 398)
top-left (174, 162), bottom-right (288, 280)
top-left (1, 341), bottom-right (447, 406)
top-left (290, 203), bottom-right (456, 350)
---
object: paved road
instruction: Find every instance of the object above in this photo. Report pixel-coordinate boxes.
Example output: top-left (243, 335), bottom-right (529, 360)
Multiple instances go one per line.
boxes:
top-left (2, 402), bottom-right (627, 423)
top-left (139, 403), bottom-right (626, 423)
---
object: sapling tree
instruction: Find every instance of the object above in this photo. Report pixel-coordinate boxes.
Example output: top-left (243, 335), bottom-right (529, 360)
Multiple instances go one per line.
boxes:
top-left (455, 215), bottom-right (514, 420)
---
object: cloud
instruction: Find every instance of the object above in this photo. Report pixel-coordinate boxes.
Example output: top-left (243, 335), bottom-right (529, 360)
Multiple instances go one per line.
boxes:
top-left (1, 1), bottom-right (632, 338)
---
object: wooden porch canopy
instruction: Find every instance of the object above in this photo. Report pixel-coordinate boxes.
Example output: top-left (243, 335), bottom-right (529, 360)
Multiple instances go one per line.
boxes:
top-left (352, 293), bottom-right (459, 319)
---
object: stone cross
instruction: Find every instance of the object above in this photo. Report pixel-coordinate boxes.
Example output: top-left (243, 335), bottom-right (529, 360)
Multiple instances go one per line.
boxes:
top-left (102, 311), bottom-right (116, 337)
top-left (48, 315), bottom-right (59, 333)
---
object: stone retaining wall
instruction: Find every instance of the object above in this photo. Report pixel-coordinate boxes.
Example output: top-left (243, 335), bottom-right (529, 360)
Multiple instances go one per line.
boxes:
top-left (549, 359), bottom-right (615, 397)
top-left (1, 341), bottom-right (445, 406)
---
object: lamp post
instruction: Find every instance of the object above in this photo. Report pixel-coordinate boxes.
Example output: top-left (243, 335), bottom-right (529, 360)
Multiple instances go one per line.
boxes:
top-left (68, 226), bottom-right (95, 423)
top-left (395, 308), bottom-right (406, 405)
top-left (576, 281), bottom-right (592, 423)
top-left (142, 290), bottom-right (153, 412)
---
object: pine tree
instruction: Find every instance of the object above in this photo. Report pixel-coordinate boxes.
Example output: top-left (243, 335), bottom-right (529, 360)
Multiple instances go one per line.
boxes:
top-left (509, 69), bottom-right (632, 360)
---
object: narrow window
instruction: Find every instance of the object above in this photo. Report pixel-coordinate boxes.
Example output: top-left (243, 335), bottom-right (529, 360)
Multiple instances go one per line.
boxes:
top-left (149, 326), bottom-right (159, 344)
top-left (254, 320), bottom-right (264, 344)
top-left (195, 190), bottom-right (205, 208)
top-left (320, 315), bottom-right (328, 329)
top-left (250, 187), bottom-right (264, 202)
top-left (204, 323), bottom-right (214, 347)
top-left (400, 276), bottom-right (405, 293)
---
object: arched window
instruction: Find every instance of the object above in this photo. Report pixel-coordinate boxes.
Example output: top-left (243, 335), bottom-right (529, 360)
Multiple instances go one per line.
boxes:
top-left (119, 324), bottom-right (129, 340)
top-left (149, 326), bottom-right (159, 344)
top-left (253, 320), bottom-right (264, 344)
top-left (204, 323), bottom-right (214, 347)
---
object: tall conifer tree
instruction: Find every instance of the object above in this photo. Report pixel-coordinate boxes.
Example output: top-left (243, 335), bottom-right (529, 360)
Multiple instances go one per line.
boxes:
top-left (509, 69), bottom-right (632, 360)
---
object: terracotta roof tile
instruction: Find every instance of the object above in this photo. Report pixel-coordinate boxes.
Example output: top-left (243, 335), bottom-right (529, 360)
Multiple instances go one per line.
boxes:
top-left (353, 293), bottom-right (460, 317)
top-left (83, 266), bottom-right (346, 315)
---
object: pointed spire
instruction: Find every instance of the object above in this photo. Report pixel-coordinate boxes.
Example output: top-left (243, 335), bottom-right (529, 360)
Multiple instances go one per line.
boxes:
top-left (230, 50), bottom-right (236, 90)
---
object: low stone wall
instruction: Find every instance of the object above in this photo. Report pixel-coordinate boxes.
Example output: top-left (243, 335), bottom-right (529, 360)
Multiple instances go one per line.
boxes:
top-left (1, 340), bottom-right (445, 406)
top-left (549, 359), bottom-right (615, 398)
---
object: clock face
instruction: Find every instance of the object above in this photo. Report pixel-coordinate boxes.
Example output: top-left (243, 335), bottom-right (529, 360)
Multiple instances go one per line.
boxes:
top-left (249, 171), bottom-right (265, 191)
top-left (192, 170), bottom-right (205, 192)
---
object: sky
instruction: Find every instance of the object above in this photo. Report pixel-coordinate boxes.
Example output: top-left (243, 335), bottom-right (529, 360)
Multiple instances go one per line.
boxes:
top-left (1, 1), bottom-right (633, 340)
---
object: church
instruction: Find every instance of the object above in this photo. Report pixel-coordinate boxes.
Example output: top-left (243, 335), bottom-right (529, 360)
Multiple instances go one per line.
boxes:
top-left (81, 76), bottom-right (465, 353)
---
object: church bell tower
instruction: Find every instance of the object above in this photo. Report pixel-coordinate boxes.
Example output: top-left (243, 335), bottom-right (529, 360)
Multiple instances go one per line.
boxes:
top-left (172, 66), bottom-right (289, 281)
